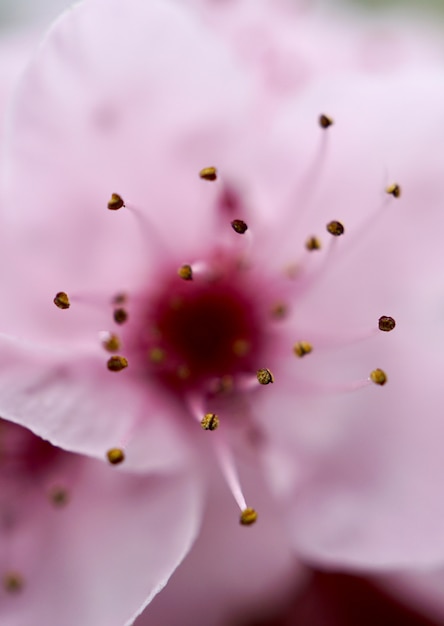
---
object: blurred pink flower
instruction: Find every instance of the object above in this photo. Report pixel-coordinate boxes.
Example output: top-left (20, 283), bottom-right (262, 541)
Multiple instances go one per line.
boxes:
top-left (1, 0), bottom-right (444, 623)
top-left (0, 417), bottom-right (200, 626)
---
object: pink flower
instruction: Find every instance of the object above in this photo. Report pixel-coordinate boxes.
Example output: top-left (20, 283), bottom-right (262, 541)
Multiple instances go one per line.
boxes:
top-left (1, 0), bottom-right (444, 622)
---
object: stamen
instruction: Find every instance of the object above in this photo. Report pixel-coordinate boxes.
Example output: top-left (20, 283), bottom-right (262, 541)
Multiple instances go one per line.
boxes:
top-left (305, 236), bottom-right (321, 251)
top-left (200, 413), bottom-right (220, 431)
top-left (53, 291), bottom-right (70, 310)
top-left (107, 193), bottom-right (125, 210)
top-left (113, 308), bottom-right (128, 324)
top-left (214, 438), bottom-right (255, 522)
top-left (149, 347), bottom-right (166, 364)
top-left (232, 339), bottom-right (251, 357)
top-left (240, 508), bottom-right (258, 526)
top-left (293, 341), bottom-right (313, 357)
top-left (3, 572), bottom-right (24, 593)
top-left (113, 292), bottom-right (127, 305)
top-left (326, 220), bottom-right (345, 236)
top-left (178, 264), bottom-right (193, 281)
top-left (177, 365), bottom-right (191, 380)
top-left (271, 302), bottom-right (288, 320)
top-left (319, 113), bottom-right (334, 129)
top-left (256, 368), bottom-right (274, 385)
top-left (49, 486), bottom-right (69, 507)
top-left (370, 368), bottom-right (387, 386)
top-left (385, 183), bottom-right (401, 198)
top-left (231, 219), bottom-right (248, 235)
top-left (107, 356), bottom-right (128, 372)
top-left (199, 166), bottom-right (217, 181)
top-left (378, 316), bottom-right (396, 332)
top-left (107, 447), bottom-right (125, 465)
top-left (100, 332), bottom-right (121, 352)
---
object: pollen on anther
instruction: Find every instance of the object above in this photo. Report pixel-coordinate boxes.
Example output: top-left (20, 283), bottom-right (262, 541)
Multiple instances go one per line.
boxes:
top-left (107, 193), bottom-right (125, 210)
top-left (107, 355), bottom-right (128, 372)
top-left (379, 316), bottom-right (396, 332)
top-left (326, 220), bottom-right (345, 236)
top-left (370, 368), bottom-right (387, 386)
top-left (305, 236), bottom-right (321, 251)
top-left (233, 339), bottom-right (250, 357)
top-left (257, 368), bottom-right (274, 385)
top-left (386, 183), bottom-right (401, 198)
top-left (319, 114), bottom-right (334, 129)
top-left (107, 448), bottom-right (125, 465)
top-left (178, 264), bottom-right (193, 281)
top-left (271, 303), bottom-right (287, 319)
top-left (53, 292), bottom-right (70, 309)
top-left (240, 508), bottom-right (258, 526)
top-left (113, 308), bottom-right (128, 324)
top-left (201, 413), bottom-right (219, 431)
top-left (149, 347), bottom-right (166, 364)
top-left (293, 341), bottom-right (313, 357)
top-left (231, 219), bottom-right (248, 235)
top-left (3, 572), bottom-right (24, 593)
top-left (102, 332), bottom-right (121, 352)
top-left (199, 166), bottom-right (217, 181)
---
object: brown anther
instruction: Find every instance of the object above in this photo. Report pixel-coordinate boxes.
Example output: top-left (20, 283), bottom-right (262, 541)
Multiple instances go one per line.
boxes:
top-left (102, 333), bottom-right (121, 352)
top-left (305, 236), bottom-right (321, 251)
top-left (326, 220), bottom-right (345, 236)
top-left (231, 219), bottom-right (248, 235)
top-left (3, 572), bottom-right (24, 593)
top-left (240, 508), bottom-right (258, 526)
top-left (149, 347), bottom-right (166, 364)
top-left (178, 264), bottom-right (193, 281)
top-left (378, 316), bottom-right (396, 332)
top-left (49, 486), bottom-right (69, 507)
top-left (214, 375), bottom-right (234, 394)
top-left (53, 292), bottom-right (70, 310)
top-left (107, 193), bottom-right (125, 210)
top-left (113, 308), bottom-right (128, 324)
top-left (233, 339), bottom-right (250, 357)
top-left (199, 166), bottom-right (217, 181)
top-left (293, 341), bottom-right (313, 357)
top-left (107, 448), bottom-right (125, 465)
top-left (257, 368), bottom-right (274, 385)
top-left (113, 292), bottom-right (127, 305)
top-left (370, 368), bottom-right (387, 386)
top-left (200, 413), bottom-right (219, 431)
top-left (271, 303), bottom-right (287, 319)
top-left (107, 356), bottom-right (128, 372)
top-left (319, 114), bottom-right (334, 129)
top-left (386, 183), bottom-right (401, 198)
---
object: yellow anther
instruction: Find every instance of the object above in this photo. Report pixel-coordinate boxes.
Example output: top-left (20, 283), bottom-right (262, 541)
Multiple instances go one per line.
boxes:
top-left (178, 264), bottom-right (193, 281)
top-left (107, 356), bottom-right (128, 372)
top-left (53, 292), bottom-right (70, 310)
top-left (240, 508), bottom-right (258, 526)
top-left (3, 572), bottom-right (24, 593)
top-left (386, 183), bottom-right (401, 198)
top-left (231, 219), bottom-right (248, 235)
top-left (293, 341), bottom-right (313, 357)
top-left (326, 220), bottom-right (344, 236)
top-left (319, 114), bottom-right (334, 129)
top-left (232, 339), bottom-right (250, 357)
top-left (113, 308), bottom-right (128, 324)
top-left (305, 236), bottom-right (321, 251)
top-left (378, 316), bottom-right (396, 332)
top-left (257, 368), bottom-right (274, 385)
top-left (200, 413), bottom-right (219, 431)
top-left (149, 347), bottom-right (166, 364)
top-left (107, 193), bottom-right (125, 210)
top-left (199, 166), bottom-right (217, 181)
top-left (107, 448), bottom-right (125, 465)
top-left (370, 368), bottom-right (387, 386)
top-left (49, 486), bottom-right (69, 507)
top-left (102, 333), bottom-right (121, 352)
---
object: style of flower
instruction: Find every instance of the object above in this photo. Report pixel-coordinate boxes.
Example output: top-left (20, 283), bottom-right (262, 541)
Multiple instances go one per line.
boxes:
top-left (1, 0), bottom-right (444, 624)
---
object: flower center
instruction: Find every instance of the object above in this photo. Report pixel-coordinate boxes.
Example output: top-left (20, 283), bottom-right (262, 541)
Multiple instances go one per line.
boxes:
top-left (131, 256), bottom-right (268, 394)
